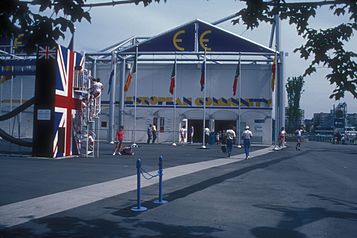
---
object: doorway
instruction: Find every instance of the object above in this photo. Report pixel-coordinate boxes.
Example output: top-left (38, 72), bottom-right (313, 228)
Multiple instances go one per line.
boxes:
top-left (188, 119), bottom-right (209, 143)
top-left (215, 120), bottom-right (236, 133)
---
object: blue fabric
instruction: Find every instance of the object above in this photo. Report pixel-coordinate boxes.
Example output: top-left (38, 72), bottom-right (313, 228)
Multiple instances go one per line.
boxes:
top-left (227, 139), bottom-right (233, 157)
top-left (243, 139), bottom-right (251, 158)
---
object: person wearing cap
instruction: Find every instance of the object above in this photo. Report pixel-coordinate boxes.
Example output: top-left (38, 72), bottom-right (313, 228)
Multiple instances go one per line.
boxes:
top-left (242, 125), bottom-right (253, 159)
top-left (225, 126), bottom-right (236, 157)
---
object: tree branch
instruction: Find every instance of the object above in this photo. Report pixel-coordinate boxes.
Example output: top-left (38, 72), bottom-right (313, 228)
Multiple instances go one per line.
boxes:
top-left (239, 0), bottom-right (352, 7)
top-left (19, 0), bottom-right (165, 8)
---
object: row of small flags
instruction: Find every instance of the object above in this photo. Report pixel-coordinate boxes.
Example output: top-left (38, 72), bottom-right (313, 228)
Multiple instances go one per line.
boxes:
top-left (108, 53), bottom-right (277, 95)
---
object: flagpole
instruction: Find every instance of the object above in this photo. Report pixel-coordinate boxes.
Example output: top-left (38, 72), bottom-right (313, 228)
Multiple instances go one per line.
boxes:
top-left (237, 56), bottom-right (242, 148)
top-left (132, 46), bottom-right (138, 147)
top-left (172, 53), bottom-right (177, 146)
top-left (201, 47), bottom-right (207, 149)
top-left (272, 50), bottom-right (278, 148)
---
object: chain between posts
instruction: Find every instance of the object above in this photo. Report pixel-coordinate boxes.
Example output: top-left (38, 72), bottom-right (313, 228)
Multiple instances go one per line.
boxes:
top-left (140, 167), bottom-right (159, 180)
top-left (131, 156), bottom-right (167, 212)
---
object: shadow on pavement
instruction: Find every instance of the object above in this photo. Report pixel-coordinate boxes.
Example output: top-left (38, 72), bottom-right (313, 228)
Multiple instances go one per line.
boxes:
top-left (112, 151), bottom-right (309, 218)
top-left (1, 216), bottom-right (222, 238)
top-left (251, 203), bottom-right (357, 238)
top-left (251, 226), bottom-right (307, 238)
top-left (307, 194), bottom-right (357, 210)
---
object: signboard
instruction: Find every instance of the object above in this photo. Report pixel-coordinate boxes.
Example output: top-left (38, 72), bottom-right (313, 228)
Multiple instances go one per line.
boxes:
top-left (37, 109), bottom-right (51, 120)
top-left (124, 63), bottom-right (272, 110)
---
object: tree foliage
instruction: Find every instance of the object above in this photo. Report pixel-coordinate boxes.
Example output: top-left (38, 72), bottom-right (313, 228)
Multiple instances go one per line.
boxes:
top-left (234, 0), bottom-right (357, 100)
top-left (0, 0), bottom-right (164, 53)
top-left (286, 76), bottom-right (304, 132)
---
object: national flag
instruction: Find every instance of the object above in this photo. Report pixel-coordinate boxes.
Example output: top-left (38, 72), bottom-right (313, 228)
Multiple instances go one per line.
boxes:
top-left (169, 62), bottom-right (176, 95)
top-left (38, 46), bottom-right (56, 60)
top-left (53, 45), bottom-right (83, 158)
top-left (200, 60), bottom-right (205, 91)
top-left (233, 59), bottom-right (240, 96)
top-left (271, 53), bottom-right (277, 92)
top-left (107, 69), bottom-right (114, 95)
top-left (107, 57), bottom-right (116, 94)
top-left (124, 56), bottom-right (137, 92)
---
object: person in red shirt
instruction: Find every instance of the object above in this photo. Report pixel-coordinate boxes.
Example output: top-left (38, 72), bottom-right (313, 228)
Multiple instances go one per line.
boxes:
top-left (113, 126), bottom-right (124, 155)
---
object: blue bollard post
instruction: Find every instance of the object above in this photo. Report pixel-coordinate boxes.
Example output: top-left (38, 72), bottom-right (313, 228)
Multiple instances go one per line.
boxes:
top-left (154, 155), bottom-right (168, 204)
top-left (131, 159), bottom-right (147, 212)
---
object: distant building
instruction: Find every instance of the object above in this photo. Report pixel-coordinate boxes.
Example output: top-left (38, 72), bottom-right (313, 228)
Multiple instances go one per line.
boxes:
top-left (304, 118), bottom-right (313, 132)
top-left (333, 103), bottom-right (347, 130)
top-left (347, 113), bottom-right (357, 127)
top-left (313, 112), bottom-right (334, 130)
top-left (311, 102), bottom-right (355, 133)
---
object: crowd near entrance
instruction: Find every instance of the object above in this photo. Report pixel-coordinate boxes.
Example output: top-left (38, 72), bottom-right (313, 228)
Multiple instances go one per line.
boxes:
top-left (187, 119), bottom-right (209, 143)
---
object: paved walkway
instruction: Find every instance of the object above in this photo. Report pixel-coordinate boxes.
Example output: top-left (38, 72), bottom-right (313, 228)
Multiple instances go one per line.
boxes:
top-left (0, 146), bottom-right (273, 228)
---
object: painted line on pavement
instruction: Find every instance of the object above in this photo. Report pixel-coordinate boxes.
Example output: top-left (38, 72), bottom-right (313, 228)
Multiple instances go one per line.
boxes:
top-left (0, 146), bottom-right (274, 228)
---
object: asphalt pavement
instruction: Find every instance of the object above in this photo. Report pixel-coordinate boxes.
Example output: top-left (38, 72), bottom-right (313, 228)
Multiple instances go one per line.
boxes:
top-left (0, 140), bottom-right (356, 238)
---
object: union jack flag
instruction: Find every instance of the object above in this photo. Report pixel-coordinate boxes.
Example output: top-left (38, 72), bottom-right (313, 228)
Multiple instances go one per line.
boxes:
top-left (38, 46), bottom-right (56, 60)
top-left (53, 45), bottom-right (84, 158)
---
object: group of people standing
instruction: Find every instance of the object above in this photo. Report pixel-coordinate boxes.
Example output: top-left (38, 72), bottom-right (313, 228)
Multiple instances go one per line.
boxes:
top-left (176, 124), bottom-right (254, 159)
top-left (112, 123), bottom-right (157, 156)
top-left (179, 126), bottom-right (195, 144)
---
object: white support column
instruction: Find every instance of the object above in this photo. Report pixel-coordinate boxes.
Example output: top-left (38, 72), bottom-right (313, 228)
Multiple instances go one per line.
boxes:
top-left (119, 57), bottom-right (126, 128)
top-left (108, 51), bottom-right (117, 142)
top-left (274, 14), bottom-right (281, 145)
top-left (279, 51), bottom-right (285, 129)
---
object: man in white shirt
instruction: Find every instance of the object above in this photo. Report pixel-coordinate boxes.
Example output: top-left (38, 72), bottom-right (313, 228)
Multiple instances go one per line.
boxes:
top-left (204, 127), bottom-right (210, 145)
top-left (295, 127), bottom-right (304, 150)
top-left (242, 125), bottom-right (253, 159)
top-left (226, 127), bottom-right (236, 157)
top-left (152, 124), bottom-right (157, 143)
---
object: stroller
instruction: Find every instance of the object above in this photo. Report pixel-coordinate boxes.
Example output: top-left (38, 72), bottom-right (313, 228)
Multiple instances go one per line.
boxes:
top-left (221, 144), bottom-right (227, 153)
top-left (220, 131), bottom-right (227, 154)
top-left (120, 146), bottom-right (134, 155)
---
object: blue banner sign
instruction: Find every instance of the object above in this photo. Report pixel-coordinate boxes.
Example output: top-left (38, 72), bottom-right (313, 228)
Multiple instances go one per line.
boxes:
top-left (122, 20), bottom-right (274, 54)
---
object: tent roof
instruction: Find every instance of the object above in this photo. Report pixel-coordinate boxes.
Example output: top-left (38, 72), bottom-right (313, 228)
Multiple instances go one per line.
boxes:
top-left (121, 19), bottom-right (275, 54)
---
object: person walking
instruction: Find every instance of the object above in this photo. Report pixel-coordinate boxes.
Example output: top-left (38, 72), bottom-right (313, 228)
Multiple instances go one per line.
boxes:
top-left (204, 127), bottom-right (210, 145)
top-left (113, 126), bottom-right (124, 155)
top-left (147, 124), bottom-right (152, 144)
top-left (226, 127), bottom-right (236, 157)
top-left (242, 125), bottom-right (253, 159)
top-left (295, 127), bottom-right (304, 150)
top-left (279, 127), bottom-right (287, 148)
top-left (152, 124), bottom-right (157, 143)
top-left (179, 125), bottom-right (187, 143)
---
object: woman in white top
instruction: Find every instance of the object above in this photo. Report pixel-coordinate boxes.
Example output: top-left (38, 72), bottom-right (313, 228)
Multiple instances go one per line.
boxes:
top-left (279, 127), bottom-right (286, 148)
top-left (90, 78), bottom-right (104, 99)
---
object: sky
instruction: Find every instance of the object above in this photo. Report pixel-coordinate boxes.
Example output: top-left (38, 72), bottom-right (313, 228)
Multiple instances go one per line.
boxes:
top-left (64, 0), bottom-right (357, 119)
